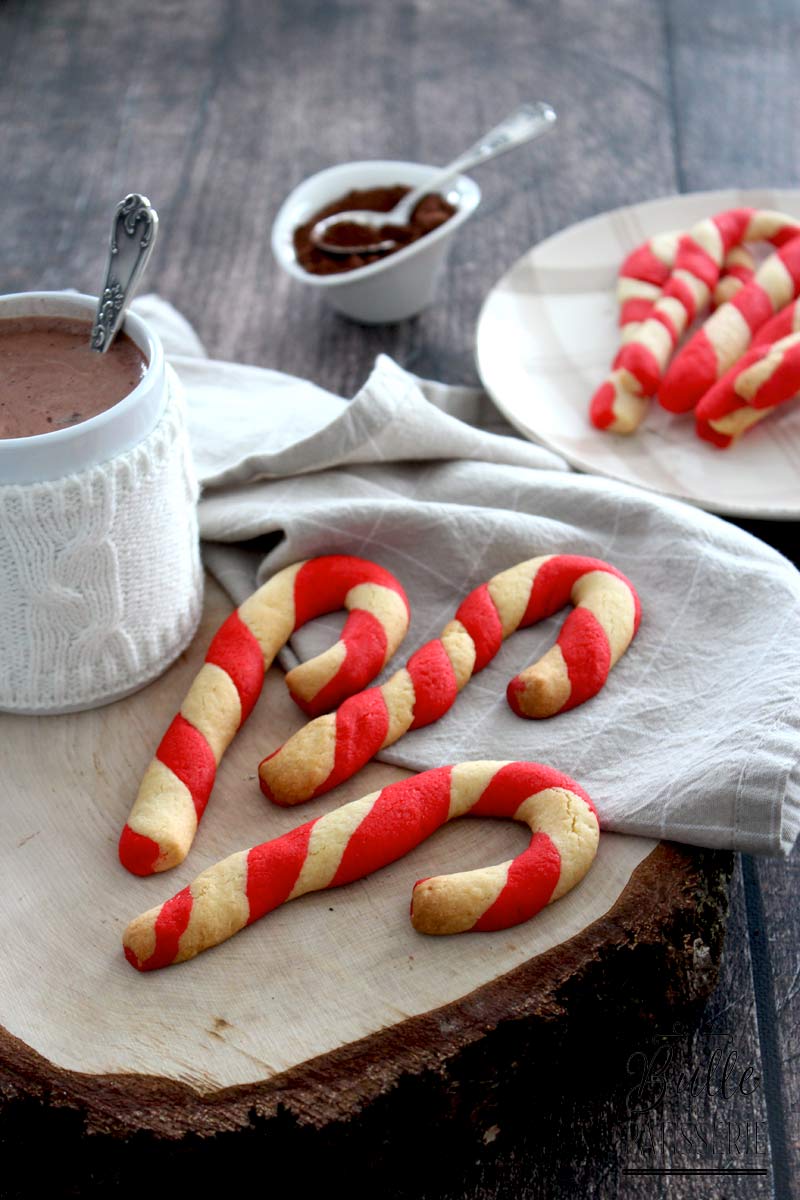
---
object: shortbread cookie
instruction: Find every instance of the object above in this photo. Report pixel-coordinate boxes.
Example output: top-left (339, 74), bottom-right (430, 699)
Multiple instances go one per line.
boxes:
top-left (696, 330), bottom-right (800, 447)
top-left (617, 233), bottom-right (755, 344)
top-left (119, 556), bottom-right (409, 876)
top-left (259, 554), bottom-right (641, 807)
top-left (659, 226), bottom-right (800, 414)
top-left (592, 208), bottom-right (800, 433)
top-left (123, 761), bottom-right (600, 970)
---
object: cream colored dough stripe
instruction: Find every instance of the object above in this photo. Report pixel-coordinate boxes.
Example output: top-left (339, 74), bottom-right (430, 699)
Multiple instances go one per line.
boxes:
top-left (448, 760), bottom-right (502, 819)
top-left (515, 787), bottom-right (600, 900)
top-left (412, 862), bottom-right (511, 935)
top-left (571, 571), bottom-right (636, 665)
top-left (237, 562), bottom-right (302, 661)
top-left (488, 556), bottom-right (550, 634)
top-left (127, 759), bottom-right (198, 854)
top-left (345, 582), bottom-right (410, 660)
top-left (180, 663), bottom-right (242, 763)
top-left (178, 850), bottom-right (250, 962)
top-left (289, 793), bottom-right (382, 897)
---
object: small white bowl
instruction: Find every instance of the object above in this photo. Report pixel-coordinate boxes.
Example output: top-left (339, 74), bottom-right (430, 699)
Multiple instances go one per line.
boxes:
top-left (271, 160), bottom-right (481, 323)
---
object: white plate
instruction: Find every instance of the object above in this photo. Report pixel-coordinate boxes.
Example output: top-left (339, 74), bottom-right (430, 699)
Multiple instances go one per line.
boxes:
top-left (476, 188), bottom-right (800, 519)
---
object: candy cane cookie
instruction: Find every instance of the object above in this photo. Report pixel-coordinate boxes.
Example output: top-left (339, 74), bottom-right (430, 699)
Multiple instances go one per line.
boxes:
top-left (696, 330), bottom-right (800, 447)
top-left (259, 555), bottom-right (640, 807)
top-left (593, 209), bottom-right (800, 433)
top-left (122, 761), bottom-right (599, 970)
top-left (119, 556), bottom-right (410, 876)
top-left (750, 297), bottom-right (800, 348)
top-left (659, 226), bottom-right (800, 414)
top-left (617, 234), bottom-right (755, 342)
top-left (713, 246), bottom-right (756, 308)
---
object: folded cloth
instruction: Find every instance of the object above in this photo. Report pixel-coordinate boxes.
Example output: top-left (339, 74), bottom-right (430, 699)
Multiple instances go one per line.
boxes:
top-left (132, 295), bottom-right (800, 856)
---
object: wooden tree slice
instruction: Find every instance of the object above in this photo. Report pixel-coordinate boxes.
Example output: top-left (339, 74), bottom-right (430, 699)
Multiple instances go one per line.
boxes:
top-left (0, 578), bottom-right (732, 1143)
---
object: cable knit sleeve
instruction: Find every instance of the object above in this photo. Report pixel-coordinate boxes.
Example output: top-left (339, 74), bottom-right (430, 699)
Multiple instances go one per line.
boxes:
top-left (0, 368), bottom-right (202, 714)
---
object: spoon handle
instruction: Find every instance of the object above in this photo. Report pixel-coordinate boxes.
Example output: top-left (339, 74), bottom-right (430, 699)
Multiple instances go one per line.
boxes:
top-left (398, 101), bottom-right (557, 218)
top-left (91, 194), bottom-right (159, 353)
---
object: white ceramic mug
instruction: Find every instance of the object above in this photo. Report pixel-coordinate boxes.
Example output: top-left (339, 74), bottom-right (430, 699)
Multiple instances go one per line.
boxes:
top-left (0, 291), bottom-right (203, 714)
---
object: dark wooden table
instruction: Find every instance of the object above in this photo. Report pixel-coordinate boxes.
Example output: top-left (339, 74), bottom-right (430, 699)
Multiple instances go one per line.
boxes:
top-left (1, 2), bottom-right (797, 1197)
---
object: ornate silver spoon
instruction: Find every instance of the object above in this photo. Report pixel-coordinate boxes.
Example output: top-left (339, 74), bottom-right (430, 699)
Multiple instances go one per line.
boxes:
top-left (90, 193), bottom-right (159, 352)
top-left (310, 101), bottom-right (556, 255)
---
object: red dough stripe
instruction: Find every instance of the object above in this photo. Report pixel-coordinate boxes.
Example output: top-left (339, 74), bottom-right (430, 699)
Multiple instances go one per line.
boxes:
top-left (613, 341), bottom-right (661, 395)
top-left (752, 342), bottom-right (800, 409)
top-left (332, 766), bottom-right (453, 886)
top-left (292, 556), bottom-right (409, 628)
top-left (522, 555), bottom-right (622, 626)
top-left (620, 298), bottom-right (655, 327)
top-left (556, 608), bottom-right (612, 711)
top-left (246, 823), bottom-right (315, 922)
top-left (665, 275), bottom-right (698, 325)
top-left (118, 825), bottom-right (161, 877)
top-left (290, 608), bottom-right (388, 717)
top-left (713, 208), bottom-right (753, 250)
top-left (205, 610), bottom-right (265, 722)
top-left (156, 714), bottom-right (217, 821)
top-left (301, 688), bottom-right (391, 802)
top-left (676, 235), bottom-right (719, 292)
top-left (407, 638), bottom-right (459, 729)
top-left (620, 244), bottom-right (671, 287)
top-left (471, 834), bottom-right (561, 932)
top-left (731, 282), bottom-right (774, 334)
top-left (472, 760), bottom-right (593, 817)
top-left (131, 887), bottom-right (194, 972)
top-left (752, 301), bottom-right (800, 348)
top-left (658, 328), bottom-right (719, 413)
top-left (778, 236), bottom-right (800, 291)
top-left (455, 584), bottom-right (504, 671)
top-left (589, 381), bottom-right (618, 430)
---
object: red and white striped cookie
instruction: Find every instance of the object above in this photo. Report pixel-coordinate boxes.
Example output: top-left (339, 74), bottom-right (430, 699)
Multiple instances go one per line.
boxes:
top-left (593, 208), bottom-right (800, 433)
top-left (659, 227), bottom-right (800, 414)
top-left (259, 555), bottom-right (641, 807)
top-left (696, 330), bottom-right (800, 447)
top-left (617, 234), bottom-right (755, 343)
top-left (713, 246), bottom-right (757, 309)
top-left (122, 761), bottom-right (600, 970)
top-left (119, 555), bottom-right (410, 876)
top-left (751, 297), bottom-right (800, 348)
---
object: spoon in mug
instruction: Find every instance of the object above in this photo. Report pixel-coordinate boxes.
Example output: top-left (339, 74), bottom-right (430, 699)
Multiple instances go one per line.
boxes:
top-left (90, 193), bottom-right (159, 353)
top-left (310, 102), bottom-right (557, 256)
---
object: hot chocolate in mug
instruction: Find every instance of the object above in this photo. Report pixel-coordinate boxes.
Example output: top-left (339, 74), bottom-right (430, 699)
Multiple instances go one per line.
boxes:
top-left (0, 291), bottom-right (202, 714)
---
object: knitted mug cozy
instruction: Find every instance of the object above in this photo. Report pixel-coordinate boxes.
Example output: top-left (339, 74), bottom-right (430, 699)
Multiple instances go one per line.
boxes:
top-left (0, 368), bottom-right (202, 714)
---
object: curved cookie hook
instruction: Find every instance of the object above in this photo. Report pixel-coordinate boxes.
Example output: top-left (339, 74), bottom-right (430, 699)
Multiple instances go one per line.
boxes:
top-left (259, 554), bottom-right (641, 806)
top-left (122, 761), bottom-right (599, 970)
top-left (119, 555), bottom-right (410, 875)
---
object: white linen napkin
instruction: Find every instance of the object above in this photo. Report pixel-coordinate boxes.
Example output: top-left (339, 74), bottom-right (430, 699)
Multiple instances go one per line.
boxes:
top-left (132, 295), bottom-right (800, 856)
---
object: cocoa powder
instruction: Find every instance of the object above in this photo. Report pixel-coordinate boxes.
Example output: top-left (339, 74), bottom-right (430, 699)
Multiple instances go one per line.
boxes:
top-left (293, 185), bottom-right (457, 275)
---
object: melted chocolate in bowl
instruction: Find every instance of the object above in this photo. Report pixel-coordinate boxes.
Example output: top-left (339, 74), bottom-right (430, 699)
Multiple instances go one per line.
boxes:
top-left (0, 316), bottom-right (148, 440)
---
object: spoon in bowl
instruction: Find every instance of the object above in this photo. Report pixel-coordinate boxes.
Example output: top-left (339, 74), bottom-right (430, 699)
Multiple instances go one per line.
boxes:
top-left (90, 193), bottom-right (159, 352)
top-left (310, 101), bottom-right (556, 256)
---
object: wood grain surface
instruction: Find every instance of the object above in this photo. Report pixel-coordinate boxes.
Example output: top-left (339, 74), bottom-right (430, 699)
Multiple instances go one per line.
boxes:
top-left (0, 0), bottom-right (798, 1197)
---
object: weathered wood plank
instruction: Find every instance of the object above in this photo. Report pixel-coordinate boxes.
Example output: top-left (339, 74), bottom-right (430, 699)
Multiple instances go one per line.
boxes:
top-left (0, 0), bottom-right (679, 395)
top-left (664, 0), bottom-right (800, 193)
top-left (751, 847), bottom-right (800, 1198)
